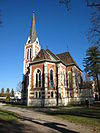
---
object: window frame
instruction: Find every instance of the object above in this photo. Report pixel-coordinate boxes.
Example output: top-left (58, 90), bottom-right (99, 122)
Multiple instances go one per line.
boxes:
top-left (27, 48), bottom-right (32, 60)
top-left (51, 91), bottom-right (53, 98)
top-left (49, 69), bottom-right (54, 88)
top-left (34, 68), bottom-right (42, 88)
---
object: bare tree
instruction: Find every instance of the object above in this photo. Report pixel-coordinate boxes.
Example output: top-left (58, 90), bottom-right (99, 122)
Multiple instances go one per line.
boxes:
top-left (59, 0), bottom-right (100, 47)
top-left (88, 4), bottom-right (100, 46)
top-left (16, 81), bottom-right (22, 92)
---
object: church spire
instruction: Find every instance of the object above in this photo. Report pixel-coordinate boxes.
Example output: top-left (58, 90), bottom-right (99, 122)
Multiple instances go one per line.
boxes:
top-left (29, 11), bottom-right (37, 43)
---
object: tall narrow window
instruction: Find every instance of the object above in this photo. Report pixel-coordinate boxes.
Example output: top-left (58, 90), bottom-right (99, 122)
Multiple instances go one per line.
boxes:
top-left (36, 92), bottom-right (38, 98)
top-left (27, 49), bottom-right (29, 60)
top-left (39, 71), bottom-right (41, 87)
top-left (64, 74), bottom-right (66, 86)
top-left (30, 48), bottom-right (31, 59)
top-left (36, 73), bottom-right (38, 87)
top-left (68, 72), bottom-right (72, 89)
top-left (50, 69), bottom-right (54, 87)
top-left (36, 69), bottom-right (41, 87)
top-left (51, 91), bottom-right (53, 98)
top-left (39, 92), bottom-right (41, 98)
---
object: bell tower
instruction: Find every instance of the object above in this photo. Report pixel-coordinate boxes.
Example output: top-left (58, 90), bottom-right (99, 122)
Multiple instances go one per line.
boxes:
top-left (23, 11), bottom-right (41, 75)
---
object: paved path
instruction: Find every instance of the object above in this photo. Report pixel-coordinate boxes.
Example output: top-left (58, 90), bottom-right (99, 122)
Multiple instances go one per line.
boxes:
top-left (0, 103), bottom-right (97, 133)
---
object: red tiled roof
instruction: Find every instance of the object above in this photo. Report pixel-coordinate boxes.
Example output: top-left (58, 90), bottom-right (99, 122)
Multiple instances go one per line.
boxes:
top-left (33, 49), bottom-right (51, 62)
top-left (46, 49), bottom-right (59, 61)
top-left (32, 49), bottom-right (81, 71)
top-left (56, 52), bottom-right (77, 65)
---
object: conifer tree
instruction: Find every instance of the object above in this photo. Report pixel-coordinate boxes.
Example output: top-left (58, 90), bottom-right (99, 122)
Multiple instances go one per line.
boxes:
top-left (1, 88), bottom-right (4, 94)
top-left (1, 88), bottom-right (4, 97)
top-left (11, 88), bottom-right (14, 97)
top-left (6, 88), bottom-right (9, 94)
top-left (83, 45), bottom-right (100, 99)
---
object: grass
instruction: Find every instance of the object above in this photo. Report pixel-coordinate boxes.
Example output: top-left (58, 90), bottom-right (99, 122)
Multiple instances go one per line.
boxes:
top-left (0, 109), bottom-right (17, 122)
top-left (0, 109), bottom-right (28, 132)
top-left (3, 103), bottom-right (100, 130)
top-left (42, 106), bottom-right (100, 130)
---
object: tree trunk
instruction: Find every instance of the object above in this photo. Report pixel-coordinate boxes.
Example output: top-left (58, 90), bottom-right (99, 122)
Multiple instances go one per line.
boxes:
top-left (96, 75), bottom-right (100, 100)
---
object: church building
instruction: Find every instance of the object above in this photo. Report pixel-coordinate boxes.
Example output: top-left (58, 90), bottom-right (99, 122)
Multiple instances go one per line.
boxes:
top-left (22, 12), bottom-right (83, 106)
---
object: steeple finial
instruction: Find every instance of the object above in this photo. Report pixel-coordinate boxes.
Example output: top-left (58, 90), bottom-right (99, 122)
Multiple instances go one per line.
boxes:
top-left (29, 11), bottom-right (37, 43)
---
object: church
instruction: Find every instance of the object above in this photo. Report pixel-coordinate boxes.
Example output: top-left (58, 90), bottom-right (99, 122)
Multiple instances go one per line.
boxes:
top-left (22, 12), bottom-right (83, 106)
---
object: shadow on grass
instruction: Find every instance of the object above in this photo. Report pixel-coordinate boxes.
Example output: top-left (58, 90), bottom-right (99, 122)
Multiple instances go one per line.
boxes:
top-left (0, 109), bottom-right (79, 133)
top-left (4, 102), bottom-right (100, 120)
top-left (0, 116), bottom-right (79, 133)
top-left (32, 106), bottom-right (100, 120)
top-left (3, 102), bottom-right (100, 120)
top-left (0, 120), bottom-right (26, 133)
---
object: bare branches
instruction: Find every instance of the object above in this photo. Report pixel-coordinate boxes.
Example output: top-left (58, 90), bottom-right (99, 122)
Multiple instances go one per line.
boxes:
top-left (94, 29), bottom-right (100, 34)
top-left (59, 0), bottom-right (100, 46)
top-left (16, 81), bottom-right (22, 92)
top-left (59, 0), bottom-right (71, 11)
top-left (86, 0), bottom-right (100, 7)
top-left (87, 4), bottom-right (100, 46)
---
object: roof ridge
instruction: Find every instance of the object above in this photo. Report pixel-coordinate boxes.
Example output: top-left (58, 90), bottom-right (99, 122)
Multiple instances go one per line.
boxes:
top-left (46, 49), bottom-right (59, 60)
top-left (42, 49), bottom-right (47, 59)
top-left (56, 51), bottom-right (69, 55)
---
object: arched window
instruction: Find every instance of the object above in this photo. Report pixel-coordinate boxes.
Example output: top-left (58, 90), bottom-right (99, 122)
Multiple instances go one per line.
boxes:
top-left (50, 69), bottom-right (54, 87)
top-left (36, 69), bottom-right (41, 87)
top-left (68, 72), bottom-right (72, 89)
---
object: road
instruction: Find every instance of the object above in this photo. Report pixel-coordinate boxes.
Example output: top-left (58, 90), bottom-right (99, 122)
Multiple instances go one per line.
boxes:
top-left (0, 103), bottom-right (96, 133)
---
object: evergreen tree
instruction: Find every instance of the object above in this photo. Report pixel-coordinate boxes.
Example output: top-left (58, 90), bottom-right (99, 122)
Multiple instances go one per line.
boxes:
top-left (6, 88), bottom-right (9, 94)
top-left (1, 88), bottom-right (4, 94)
top-left (83, 45), bottom-right (100, 99)
top-left (10, 88), bottom-right (14, 97)
top-left (1, 88), bottom-right (4, 97)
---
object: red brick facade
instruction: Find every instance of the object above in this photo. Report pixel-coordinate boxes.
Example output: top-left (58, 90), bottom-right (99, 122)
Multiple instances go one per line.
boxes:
top-left (22, 12), bottom-right (83, 106)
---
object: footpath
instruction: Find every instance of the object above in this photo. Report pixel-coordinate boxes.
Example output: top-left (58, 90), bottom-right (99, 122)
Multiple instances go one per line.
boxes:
top-left (0, 103), bottom-right (97, 133)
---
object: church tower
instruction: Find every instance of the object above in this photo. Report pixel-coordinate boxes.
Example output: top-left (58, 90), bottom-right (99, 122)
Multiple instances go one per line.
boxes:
top-left (23, 11), bottom-right (41, 75)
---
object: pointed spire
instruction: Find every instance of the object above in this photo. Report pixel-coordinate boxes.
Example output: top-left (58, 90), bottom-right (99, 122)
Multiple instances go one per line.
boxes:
top-left (29, 11), bottom-right (37, 43)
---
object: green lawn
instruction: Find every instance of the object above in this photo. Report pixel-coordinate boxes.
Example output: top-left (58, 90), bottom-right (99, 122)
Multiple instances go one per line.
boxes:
top-left (0, 109), bottom-right (17, 122)
top-left (43, 106), bottom-right (100, 130)
top-left (3, 103), bottom-right (100, 131)
top-left (0, 109), bottom-right (26, 132)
